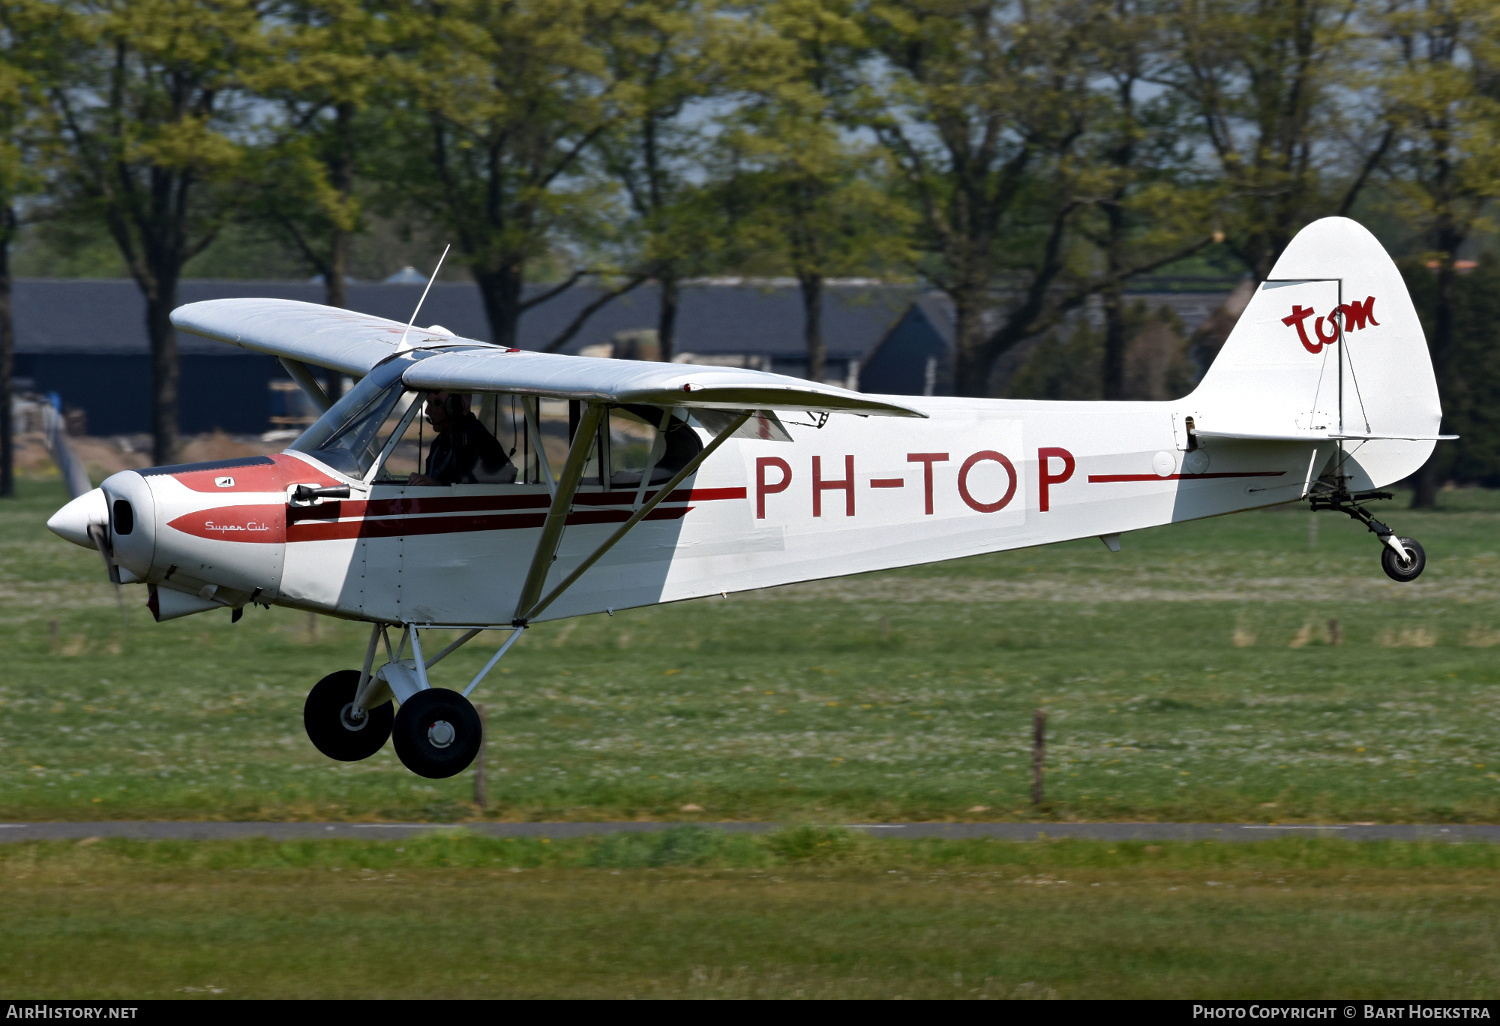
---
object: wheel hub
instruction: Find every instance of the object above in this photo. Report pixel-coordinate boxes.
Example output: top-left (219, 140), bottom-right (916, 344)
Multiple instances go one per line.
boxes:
top-left (427, 719), bottom-right (456, 749)
top-left (339, 702), bottom-right (368, 732)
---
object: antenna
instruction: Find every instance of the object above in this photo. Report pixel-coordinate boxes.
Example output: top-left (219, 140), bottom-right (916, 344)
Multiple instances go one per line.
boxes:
top-left (397, 244), bottom-right (451, 352)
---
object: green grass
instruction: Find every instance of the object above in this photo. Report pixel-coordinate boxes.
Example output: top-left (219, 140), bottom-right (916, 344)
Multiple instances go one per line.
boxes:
top-left (5, 477), bottom-right (1500, 822)
top-left (4, 834), bottom-right (1499, 998)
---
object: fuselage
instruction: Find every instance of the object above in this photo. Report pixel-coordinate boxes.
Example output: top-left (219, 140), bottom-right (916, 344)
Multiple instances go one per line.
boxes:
top-left (68, 393), bottom-right (1332, 627)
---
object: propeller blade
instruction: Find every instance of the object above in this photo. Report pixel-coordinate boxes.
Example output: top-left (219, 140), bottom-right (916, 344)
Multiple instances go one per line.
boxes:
top-left (86, 522), bottom-right (121, 587)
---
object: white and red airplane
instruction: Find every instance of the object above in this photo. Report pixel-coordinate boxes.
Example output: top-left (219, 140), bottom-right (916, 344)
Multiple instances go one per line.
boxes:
top-left (47, 217), bottom-right (1450, 778)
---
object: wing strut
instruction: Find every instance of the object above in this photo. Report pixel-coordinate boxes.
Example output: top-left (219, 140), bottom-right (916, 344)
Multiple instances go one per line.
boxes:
top-left (513, 409), bottom-right (751, 625)
top-left (513, 403), bottom-right (607, 623)
top-left (279, 358), bottom-right (334, 413)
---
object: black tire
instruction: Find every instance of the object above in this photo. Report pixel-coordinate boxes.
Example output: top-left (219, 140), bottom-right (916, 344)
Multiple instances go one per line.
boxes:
top-left (1381, 537), bottom-right (1426, 582)
top-left (392, 688), bottom-right (483, 779)
top-left (304, 670), bottom-right (394, 762)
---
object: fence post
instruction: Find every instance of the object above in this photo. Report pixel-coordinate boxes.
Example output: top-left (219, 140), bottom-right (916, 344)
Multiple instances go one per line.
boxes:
top-left (474, 703), bottom-right (487, 811)
top-left (1031, 709), bottom-right (1046, 807)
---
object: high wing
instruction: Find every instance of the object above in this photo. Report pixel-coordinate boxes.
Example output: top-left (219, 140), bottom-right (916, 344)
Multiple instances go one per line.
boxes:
top-left (171, 297), bottom-right (924, 419)
top-left (172, 298), bottom-right (419, 377)
top-left (401, 350), bottom-right (922, 417)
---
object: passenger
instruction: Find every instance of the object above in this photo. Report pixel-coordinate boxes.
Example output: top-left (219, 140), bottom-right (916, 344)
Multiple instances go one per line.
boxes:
top-left (407, 391), bottom-right (517, 486)
top-left (609, 405), bottom-right (704, 487)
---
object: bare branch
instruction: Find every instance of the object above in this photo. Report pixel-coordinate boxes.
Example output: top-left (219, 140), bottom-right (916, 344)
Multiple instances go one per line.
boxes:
top-left (539, 274), bottom-right (650, 354)
top-left (1339, 125), bottom-right (1394, 217)
top-left (518, 268), bottom-right (589, 313)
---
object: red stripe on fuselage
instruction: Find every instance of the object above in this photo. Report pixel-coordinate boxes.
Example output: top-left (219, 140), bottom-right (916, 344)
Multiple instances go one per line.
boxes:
top-left (168, 484), bottom-right (743, 544)
top-left (1086, 471), bottom-right (1287, 483)
top-left (301, 485), bottom-right (747, 521)
top-left (285, 504), bottom-right (692, 542)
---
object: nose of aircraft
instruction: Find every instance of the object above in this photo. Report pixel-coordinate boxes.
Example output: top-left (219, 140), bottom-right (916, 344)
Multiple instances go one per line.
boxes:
top-left (47, 487), bottom-right (108, 549)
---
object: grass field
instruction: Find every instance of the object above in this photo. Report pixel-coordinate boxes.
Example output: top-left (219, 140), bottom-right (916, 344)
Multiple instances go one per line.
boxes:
top-left (4, 477), bottom-right (1498, 823)
top-left (3, 832), bottom-right (1499, 998)
top-left (7, 476), bottom-right (1500, 998)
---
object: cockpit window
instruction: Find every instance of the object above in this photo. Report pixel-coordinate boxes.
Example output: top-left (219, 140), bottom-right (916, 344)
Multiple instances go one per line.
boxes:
top-left (375, 391), bottom-right (519, 485)
top-left (289, 358), bottom-right (412, 479)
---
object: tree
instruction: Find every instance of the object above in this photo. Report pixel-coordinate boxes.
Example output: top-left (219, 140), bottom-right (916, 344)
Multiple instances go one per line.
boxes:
top-left (1073, 0), bottom-right (1214, 399)
top-left (388, 0), bottom-right (642, 350)
top-left (1403, 256), bottom-right (1500, 490)
top-left (719, 0), bottom-right (913, 382)
top-left (45, 0), bottom-right (265, 464)
top-left (1159, 0), bottom-right (1385, 281)
top-left (0, 1), bottom-right (57, 497)
top-left (244, 0), bottom-right (391, 310)
top-left (1372, 0), bottom-right (1500, 507)
top-left (857, 0), bottom-right (1096, 397)
top-left (595, 0), bottom-right (723, 363)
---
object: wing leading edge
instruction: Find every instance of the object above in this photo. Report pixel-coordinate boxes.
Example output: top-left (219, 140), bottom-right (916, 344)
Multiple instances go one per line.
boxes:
top-left (171, 298), bottom-right (444, 377)
top-left (171, 297), bottom-right (925, 419)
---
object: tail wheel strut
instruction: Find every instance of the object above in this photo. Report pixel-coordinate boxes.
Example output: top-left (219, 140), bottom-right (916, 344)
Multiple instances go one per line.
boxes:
top-left (1309, 488), bottom-right (1426, 583)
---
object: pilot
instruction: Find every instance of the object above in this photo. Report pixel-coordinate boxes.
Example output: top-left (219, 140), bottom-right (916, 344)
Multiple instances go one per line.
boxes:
top-left (407, 391), bottom-right (517, 486)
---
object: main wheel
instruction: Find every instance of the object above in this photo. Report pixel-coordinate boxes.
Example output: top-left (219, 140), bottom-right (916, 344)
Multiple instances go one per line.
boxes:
top-left (304, 670), bottom-right (394, 761)
top-left (1381, 536), bottom-right (1426, 582)
top-left (392, 688), bottom-right (483, 779)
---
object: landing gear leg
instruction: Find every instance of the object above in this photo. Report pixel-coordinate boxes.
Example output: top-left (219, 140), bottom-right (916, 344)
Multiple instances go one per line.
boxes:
top-left (1309, 488), bottom-right (1426, 583)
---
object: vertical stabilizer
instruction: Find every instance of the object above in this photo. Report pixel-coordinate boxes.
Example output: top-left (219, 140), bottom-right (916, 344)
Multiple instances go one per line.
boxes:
top-left (1188, 217), bottom-right (1441, 489)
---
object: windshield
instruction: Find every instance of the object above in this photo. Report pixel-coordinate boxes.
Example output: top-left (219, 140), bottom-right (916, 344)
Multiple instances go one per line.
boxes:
top-left (289, 357), bottom-right (413, 479)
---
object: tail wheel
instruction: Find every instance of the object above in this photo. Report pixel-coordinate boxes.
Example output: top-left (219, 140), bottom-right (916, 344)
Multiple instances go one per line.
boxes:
top-left (304, 670), bottom-right (394, 761)
top-left (1381, 537), bottom-right (1426, 583)
top-left (392, 688), bottom-right (483, 779)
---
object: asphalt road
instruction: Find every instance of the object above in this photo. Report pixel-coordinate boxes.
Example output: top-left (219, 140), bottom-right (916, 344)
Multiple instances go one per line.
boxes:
top-left (1, 821), bottom-right (1498, 842)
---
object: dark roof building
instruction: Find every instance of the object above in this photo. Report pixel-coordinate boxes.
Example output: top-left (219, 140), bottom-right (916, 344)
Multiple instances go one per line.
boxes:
top-left (12, 277), bottom-right (1234, 435)
top-left (857, 289), bottom-right (1238, 396)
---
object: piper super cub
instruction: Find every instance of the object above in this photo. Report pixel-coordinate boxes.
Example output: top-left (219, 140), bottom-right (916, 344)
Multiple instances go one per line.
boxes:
top-left (47, 217), bottom-right (1452, 779)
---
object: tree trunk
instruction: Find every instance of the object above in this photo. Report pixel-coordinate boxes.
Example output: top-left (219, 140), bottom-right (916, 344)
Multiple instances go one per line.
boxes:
top-left (0, 208), bottom-right (13, 499)
top-left (1412, 253), bottom-right (1458, 509)
top-left (325, 227), bottom-right (348, 310)
top-left (657, 275), bottom-right (679, 364)
top-left (324, 100), bottom-right (355, 311)
top-left (1101, 281), bottom-right (1127, 401)
top-left (473, 263), bottom-right (525, 347)
top-left (799, 274), bottom-right (825, 383)
top-left (147, 276), bottom-right (180, 467)
top-left (951, 289), bottom-right (992, 397)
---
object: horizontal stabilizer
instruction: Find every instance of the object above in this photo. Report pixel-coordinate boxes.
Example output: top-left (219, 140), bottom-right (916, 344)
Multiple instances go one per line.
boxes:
top-left (1196, 429), bottom-right (1458, 443)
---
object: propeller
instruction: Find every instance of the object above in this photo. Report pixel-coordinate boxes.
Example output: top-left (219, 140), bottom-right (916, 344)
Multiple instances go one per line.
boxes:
top-left (48, 487), bottom-right (130, 637)
top-left (86, 516), bottom-right (129, 637)
top-left (85, 522), bottom-right (121, 587)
